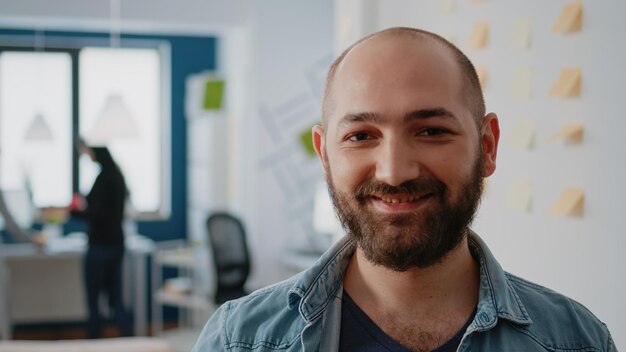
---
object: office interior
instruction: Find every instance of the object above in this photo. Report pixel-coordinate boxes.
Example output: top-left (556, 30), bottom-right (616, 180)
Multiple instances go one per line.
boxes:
top-left (0, 0), bottom-right (624, 350)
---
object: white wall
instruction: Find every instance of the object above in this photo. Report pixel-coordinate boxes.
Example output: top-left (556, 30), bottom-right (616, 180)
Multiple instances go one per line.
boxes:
top-left (0, 0), bottom-right (252, 31)
top-left (341, 0), bottom-right (625, 347)
top-left (243, 0), bottom-right (334, 287)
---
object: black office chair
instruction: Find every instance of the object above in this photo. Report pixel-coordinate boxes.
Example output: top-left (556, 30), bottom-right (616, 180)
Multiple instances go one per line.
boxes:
top-left (206, 212), bottom-right (250, 304)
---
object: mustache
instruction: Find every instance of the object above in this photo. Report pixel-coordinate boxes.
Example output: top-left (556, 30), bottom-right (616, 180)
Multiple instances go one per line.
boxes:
top-left (355, 178), bottom-right (447, 202)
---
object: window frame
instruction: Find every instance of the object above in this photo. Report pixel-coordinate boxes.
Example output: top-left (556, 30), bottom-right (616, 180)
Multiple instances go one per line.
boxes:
top-left (0, 45), bottom-right (79, 209)
top-left (0, 35), bottom-right (172, 220)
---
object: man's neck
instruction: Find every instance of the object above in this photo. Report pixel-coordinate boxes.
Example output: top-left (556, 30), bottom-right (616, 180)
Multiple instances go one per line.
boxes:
top-left (342, 236), bottom-right (479, 350)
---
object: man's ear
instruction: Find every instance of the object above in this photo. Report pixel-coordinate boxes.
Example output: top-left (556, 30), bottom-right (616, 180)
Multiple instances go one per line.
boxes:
top-left (481, 113), bottom-right (500, 177)
top-left (312, 124), bottom-right (328, 171)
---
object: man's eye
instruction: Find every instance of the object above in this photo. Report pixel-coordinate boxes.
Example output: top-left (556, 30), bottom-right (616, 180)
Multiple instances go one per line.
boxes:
top-left (348, 132), bottom-right (372, 141)
top-left (419, 128), bottom-right (447, 136)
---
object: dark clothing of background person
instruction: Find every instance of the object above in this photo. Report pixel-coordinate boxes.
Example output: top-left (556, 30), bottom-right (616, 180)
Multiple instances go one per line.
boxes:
top-left (76, 147), bottom-right (132, 338)
top-left (84, 153), bottom-right (125, 247)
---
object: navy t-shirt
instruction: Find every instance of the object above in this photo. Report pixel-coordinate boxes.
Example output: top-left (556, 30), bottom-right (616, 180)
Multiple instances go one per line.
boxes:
top-left (339, 292), bottom-right (475, 352)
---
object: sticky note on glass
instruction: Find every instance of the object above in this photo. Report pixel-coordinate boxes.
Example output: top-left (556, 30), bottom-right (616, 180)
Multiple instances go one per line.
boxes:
top-left (467, 22), bottom-right (489, 49)
top-left (548, 122), bottom-right (584, 144)
top-left (512, 66), bottom-right (532, 100)
top-left (507, 180), bottom-right (532, 213)
top-left (203, 79), bottom-right (225, 110)
top-left (549, 67), bottom-right (581, 98)
top-left (299, 128), bottom-right (316, 157)
top-left (439, 0), bottom-right (456, 14)
top-left (508, 118), bottom-right (535, 150)
top-left (550, 187), bottom-right (584, 217)
top-left (476, 67), bottom-right (488, 90)
top-left (552, 3), bottom-right (583, 33)
top-left (511, 18), bottom-right (531, 50)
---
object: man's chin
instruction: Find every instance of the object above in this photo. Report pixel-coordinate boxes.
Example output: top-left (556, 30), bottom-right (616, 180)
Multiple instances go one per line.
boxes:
top-left (357, 236), bottom-right (462, 271)
top-left (359, 207), bottom-right (431, 229)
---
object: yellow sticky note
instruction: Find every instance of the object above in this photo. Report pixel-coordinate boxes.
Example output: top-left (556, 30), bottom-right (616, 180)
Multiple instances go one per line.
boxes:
top-left (550, 187), bottom-right (584, 217)
top-left (549, 67), bottom-right (581, 98)
top-left (548, 122), bottom-right (584, 144)
top-left (467, 22), bottom-right (489, 49)
top-left (507, 180), bottom-right (532, 213)
top-left (439, 0), bottom-right (456, 14)
top-left (552, 3), bottom-right (583, 33)
top-left (511, 18), bottom-right (531, 50)
top-left (476, 67), bottom-right (488, 90)
top-left (512, 66), bottom-right (532, 100)
top-left (508, 118), bottom-right (535, 150)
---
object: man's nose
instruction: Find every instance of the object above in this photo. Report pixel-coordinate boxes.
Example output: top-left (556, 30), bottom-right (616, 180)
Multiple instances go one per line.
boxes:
top-left (374, 139), bottom-right (420, 187)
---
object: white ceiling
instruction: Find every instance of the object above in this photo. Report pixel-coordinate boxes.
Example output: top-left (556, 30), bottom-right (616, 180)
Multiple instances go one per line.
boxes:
top-left (0, 0), bottom-right (255, 33)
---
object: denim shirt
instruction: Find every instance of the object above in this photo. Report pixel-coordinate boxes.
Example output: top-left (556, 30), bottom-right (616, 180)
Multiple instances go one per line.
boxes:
top-left (192, 232), bottom-right (616, 351)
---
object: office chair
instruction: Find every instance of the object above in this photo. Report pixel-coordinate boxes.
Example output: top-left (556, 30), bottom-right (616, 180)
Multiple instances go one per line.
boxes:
top-left (206, 212), bottom-right (250, 304)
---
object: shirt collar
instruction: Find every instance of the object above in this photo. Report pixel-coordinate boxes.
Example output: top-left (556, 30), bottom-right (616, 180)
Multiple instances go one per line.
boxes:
top-left (288, 231), bottom-right (533, 327)
top-left (468, 231), bottom-right (532, 328)
top-left (287, 236), bottom-right (354, 322)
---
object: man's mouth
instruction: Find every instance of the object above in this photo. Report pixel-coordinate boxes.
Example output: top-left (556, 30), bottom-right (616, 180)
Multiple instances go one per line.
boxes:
top-left (363, 193), bottom-right (434, 215)
top-left (378, 194), bottom-right (423, 203)
top-left (370, 192), bottom-right (434, 204)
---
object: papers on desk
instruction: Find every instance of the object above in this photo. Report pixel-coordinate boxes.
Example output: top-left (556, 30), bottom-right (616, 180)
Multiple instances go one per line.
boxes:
top-left (41, 232), bottom-right (154, 254)
top-left (164, 277), bottom-right (193, 295)
top-left (45, 233), bottom-right (86, 253)
top-left (126, 233), bottom-right (156, 253)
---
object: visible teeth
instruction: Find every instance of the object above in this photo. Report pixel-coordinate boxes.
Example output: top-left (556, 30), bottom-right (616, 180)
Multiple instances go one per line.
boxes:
top-left (381, 195), bottom-right (421, 203)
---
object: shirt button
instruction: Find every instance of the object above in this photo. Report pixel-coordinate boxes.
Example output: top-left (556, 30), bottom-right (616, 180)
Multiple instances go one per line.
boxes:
top-left (479, 312), bottom-right (490, 324)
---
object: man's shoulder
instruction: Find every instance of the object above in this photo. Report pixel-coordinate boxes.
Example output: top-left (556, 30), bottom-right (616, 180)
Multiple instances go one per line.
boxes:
top-left (504, 272), bottom-right (613, 349)
top-left (193, 276), bottom-right (307, 351)
top-left (227, 276), bottom-right (300, 315)
top-left (505, 271), bottom-right (602, 321)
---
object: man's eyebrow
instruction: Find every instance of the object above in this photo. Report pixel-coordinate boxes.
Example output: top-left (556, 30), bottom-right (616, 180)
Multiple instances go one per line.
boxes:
top-left (337, 108), bottom-right (459, 128)
top-left (403, 108), bottom-right (459, 123)
top-left (336, 112), bottom-right (382, 128)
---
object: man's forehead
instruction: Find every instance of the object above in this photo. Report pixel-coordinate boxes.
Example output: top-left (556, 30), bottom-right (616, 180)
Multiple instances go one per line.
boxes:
top-left (326, 35), bottom-right (463, 126)
top-left (335, 33), bottom-right (450, 77)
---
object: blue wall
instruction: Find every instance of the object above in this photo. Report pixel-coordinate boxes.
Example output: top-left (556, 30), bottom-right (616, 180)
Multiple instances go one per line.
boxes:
top-left (0, 28), bottom-right (217, 242)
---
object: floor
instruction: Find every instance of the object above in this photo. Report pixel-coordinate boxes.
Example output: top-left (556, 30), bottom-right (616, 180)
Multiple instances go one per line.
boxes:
top-left (10, 322), bottom-right (198, 351)
top-left (160, 327), bottom-right (204, 352)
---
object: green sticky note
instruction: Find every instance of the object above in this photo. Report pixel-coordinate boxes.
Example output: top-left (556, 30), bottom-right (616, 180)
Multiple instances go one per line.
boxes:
top-left (203, 79), bottom-right (225, 110)
top-left (299, 128), bottom-right (316, 157)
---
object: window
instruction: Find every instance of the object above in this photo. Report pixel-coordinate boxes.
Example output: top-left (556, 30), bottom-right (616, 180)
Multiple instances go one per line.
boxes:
top-left (79, 47), bottom-right (164, 215)
top-left (0, 51), bottom-right (72, 208)
top-left (0, 40), bottom-right (169, 218)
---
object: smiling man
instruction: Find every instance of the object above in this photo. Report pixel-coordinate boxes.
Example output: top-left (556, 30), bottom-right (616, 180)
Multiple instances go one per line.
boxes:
top-left (192, 27), bottom-right (615, 352)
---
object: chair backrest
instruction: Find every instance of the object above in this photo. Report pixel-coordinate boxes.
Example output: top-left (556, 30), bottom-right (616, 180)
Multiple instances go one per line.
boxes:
top-left (206, 212), bottom-right (250, 296)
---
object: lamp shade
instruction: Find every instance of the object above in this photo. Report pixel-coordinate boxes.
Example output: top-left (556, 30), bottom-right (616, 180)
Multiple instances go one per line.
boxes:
top-left (23, 112), bottom-right (54, 142)
top-left (86, 93), bottom-right (139, 145)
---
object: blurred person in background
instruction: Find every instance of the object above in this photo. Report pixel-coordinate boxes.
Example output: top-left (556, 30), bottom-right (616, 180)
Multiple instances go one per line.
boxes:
top-left (73, 141), bottom-right (132, 338)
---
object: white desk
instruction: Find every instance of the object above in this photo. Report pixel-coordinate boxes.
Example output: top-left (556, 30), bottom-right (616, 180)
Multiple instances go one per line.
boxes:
top-left (0, 233), bottom-right (154, 340)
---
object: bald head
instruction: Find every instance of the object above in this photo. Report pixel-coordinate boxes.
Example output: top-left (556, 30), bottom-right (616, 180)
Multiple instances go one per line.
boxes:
top-left (321, 27), bottom-right (485, 128)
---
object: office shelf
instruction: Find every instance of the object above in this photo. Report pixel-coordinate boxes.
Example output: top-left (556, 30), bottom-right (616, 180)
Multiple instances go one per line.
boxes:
top-left (151, 245), bottom-right (214, 336)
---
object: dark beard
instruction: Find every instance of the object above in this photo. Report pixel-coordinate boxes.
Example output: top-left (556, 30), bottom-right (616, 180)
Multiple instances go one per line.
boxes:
top-left (326, 154), bottom-right (483, 272)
